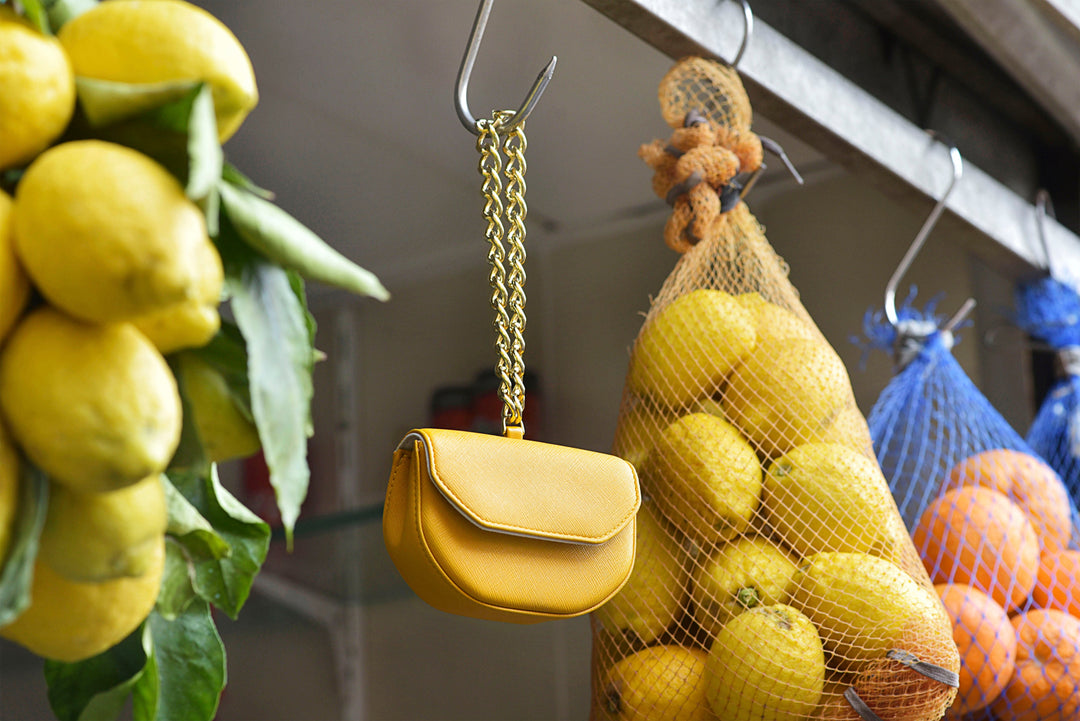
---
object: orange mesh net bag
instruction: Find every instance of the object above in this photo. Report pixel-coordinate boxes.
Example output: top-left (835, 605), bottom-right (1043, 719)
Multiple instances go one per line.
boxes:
top-left (589, 57), bottom-right (960, 721)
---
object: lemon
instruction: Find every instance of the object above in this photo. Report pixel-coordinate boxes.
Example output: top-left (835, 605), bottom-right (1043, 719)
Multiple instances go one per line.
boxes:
top-left (692, 535), bottom-right (798, 639)
top-left (611, 396), bottom-right (672, 470)
top-left (0, 536), bottom-right (164, 662)
top-left (0, 421), bottom-right (20, 567)
top-left (790, 551), bottom-right (943, 670)
top-left (0, 8), bottom-right (76, 170)
top-left (38, 474), bottom-right (167, 582)
top-left (735, 292), bottom-right (816, 350)
top-left (601, 645), bottom-right (713, 721)
top-left (58, 0), bottom-right (258, 141)
top-left (722, 337), bottom-right (855, 457)
top-left (705, 603), bottom-right (825, 721)
top-left (593, 502), bottom-right (687, 644)
top-left (764, 443), bottom-right (897, 558)
top-left (816, 402), bottom-right (875, 457)
top-left (175, 351), bottom-right (261, 463)
top-left (0, 190), bottom-right (29, 344)
top-left (0, 307), bottom-right (182, 493)
top-left (133, 238), bottom-right (224, 354)
top-left (644, 412), bottom-right (761, 546)
top-left (628, 289), bottom-right (756, 409)
top-left (14, 140), bottom-right (211, 324)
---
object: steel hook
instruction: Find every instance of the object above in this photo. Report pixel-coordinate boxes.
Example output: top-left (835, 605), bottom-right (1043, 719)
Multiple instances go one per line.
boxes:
top-left (1035, 188), bottom-right (1057, 276)
top-left (729, 0), bottom-right (754, 69)
top-left (455, 0), bottom-right (557, 136)
top-left (884, 133), bottom-right (965, 326)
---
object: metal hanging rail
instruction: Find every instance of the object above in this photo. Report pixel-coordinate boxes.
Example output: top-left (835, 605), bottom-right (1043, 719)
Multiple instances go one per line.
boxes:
top-left (580, 0), bottom-right (1080, 282)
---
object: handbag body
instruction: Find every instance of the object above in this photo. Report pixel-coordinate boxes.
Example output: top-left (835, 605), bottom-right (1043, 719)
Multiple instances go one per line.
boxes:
top-left (384, 428), bottom-right (640, 624)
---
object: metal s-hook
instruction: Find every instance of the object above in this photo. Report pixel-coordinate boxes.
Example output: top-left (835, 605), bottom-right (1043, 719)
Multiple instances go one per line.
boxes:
top-left (729, 0), bottom-right (753, 69)
top-left (884, 134), bottom-right (966, 327)
top-left (1035, 188), bottom-right (1057, 276)
top-left (455, 0), bottom-right (557, 136)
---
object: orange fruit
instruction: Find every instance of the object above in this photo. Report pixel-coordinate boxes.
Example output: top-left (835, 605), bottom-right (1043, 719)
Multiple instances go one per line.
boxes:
top-left (935, 583), bottom-right (1016, 715)
top-left (991, 609), bottom-right (1080, 721)
top-left (946, 449), bottom-right (1072, 552)
top-left (912, 486), bottom-right (1039, 613)
top-left (1033, 550), bottom-right (1080, 617)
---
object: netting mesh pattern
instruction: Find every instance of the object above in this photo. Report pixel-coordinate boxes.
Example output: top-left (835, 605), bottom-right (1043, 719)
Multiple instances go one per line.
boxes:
top-left (865, 302), bottom-right (1080, 720)
top-left (589, 57), bottom-right (958, 721)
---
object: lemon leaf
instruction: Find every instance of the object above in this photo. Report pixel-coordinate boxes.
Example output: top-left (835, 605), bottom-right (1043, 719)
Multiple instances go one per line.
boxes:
top-left (74, 77), bottom-right (199, 128)
top-left (162, 475), bottom-right (230, 561)
top-left (16, 0), bottom-right (49, 32)
top-left (43, 624), bottom-right (149, 721)
top-left (218, 179), bottom-right (390, 300)
top-left (132, 603), bottom-right (225, 721)
top-left (222, 161), bottom-right (274, 200)
top-left (0, 461), bottom-right (48, 626)
top-left (42, 0), bottom-right (96, 30)
top-left (142, 83), bottom-right (222, 205)
top-left (156, 539), bottom-right (198, 622)
top-left (217, 218), bottom-right (314, 543)
top-left (168, 466), bottom-right (269, 619)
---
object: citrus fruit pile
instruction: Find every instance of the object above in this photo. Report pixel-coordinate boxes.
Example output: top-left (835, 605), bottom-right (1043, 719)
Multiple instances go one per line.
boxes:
top-left (0, 1), bottom-right (384, 717)
top-left (595, 273), bottom-right (958, 720)
top-left (914, 448), bottom-right (1080, 719)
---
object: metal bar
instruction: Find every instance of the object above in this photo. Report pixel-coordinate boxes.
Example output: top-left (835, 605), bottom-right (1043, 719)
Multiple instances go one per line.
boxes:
top-left (579, 0), bottom-right (1080, 282)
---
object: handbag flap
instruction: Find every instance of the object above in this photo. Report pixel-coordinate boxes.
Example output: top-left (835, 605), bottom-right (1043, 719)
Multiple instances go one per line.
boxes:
top-left (401, 428), bottom-right (640, 544)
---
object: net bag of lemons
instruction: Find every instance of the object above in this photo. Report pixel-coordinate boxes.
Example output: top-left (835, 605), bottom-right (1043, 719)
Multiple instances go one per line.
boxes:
top-left (862, 292), bottom-right (1080, 720)
top-left (590, 56), bottom-right (959, 721)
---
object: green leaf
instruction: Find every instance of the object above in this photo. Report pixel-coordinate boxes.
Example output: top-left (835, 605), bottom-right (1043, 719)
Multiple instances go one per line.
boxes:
top-left (218, 179), bottom-right (390, 300)
top-left (143, 83), bottom-right (222, 204)
top-left (168, 467), bottom-right (269, 619)
top-left (0, 462), bottom-right (48, 626)
top-left (155, 539), bottom-right (197, 623)
top-left (43, 0), bottom-right (96, 29)
top-left (74, 77), bottom-right (199, 129)
top-left (17, 0), bottom-right (49, 33)
top-left (222, 162), bottom-right (274, 200)
top-left (44, 625), bottom-right (150, 721)
top-left (217, 222), bottom-right (314, 542)
top-left (163, 476), bottom-right (229, 561)
top-left (132, 603), bottom-right (225, 721)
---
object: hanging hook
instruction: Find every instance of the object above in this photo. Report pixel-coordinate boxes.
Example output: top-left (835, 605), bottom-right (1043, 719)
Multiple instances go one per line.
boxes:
top-left (884, 133), bottom-right (965, 326)
top-left (455, 0), bottom-right (557, 136)
top-left (729, 0), bottom-right (754, 69)
top-left (1035, 188), bottom-right (1057, 276)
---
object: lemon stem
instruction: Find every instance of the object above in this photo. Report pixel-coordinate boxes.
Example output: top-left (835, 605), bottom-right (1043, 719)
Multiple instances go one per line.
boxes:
top-left (736, 586), bottom-right (760, 609)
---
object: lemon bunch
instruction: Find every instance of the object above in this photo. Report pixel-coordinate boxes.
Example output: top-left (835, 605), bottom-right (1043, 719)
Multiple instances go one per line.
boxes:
top-left (599, 288), bottom-right (958, 721)
top-left (0, 0), bottom-right (267, 665)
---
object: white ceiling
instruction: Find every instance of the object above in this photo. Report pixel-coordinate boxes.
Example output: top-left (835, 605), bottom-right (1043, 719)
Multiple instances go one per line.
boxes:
top-left (200, 0), bottom-right (822, 298)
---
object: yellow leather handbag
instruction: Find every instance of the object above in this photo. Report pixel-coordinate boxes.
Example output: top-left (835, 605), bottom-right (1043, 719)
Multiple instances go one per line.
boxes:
top-left (383, 111), bottom-right (640, 623)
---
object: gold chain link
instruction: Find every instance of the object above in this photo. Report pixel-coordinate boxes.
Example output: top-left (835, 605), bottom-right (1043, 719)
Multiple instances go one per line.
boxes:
top-left (477, 112), bottom-right (528, 437)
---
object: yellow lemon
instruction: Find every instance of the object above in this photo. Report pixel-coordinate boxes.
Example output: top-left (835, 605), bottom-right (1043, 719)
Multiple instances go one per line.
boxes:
top-left (593, 502), bottom-right (687, 644)
top-left (14, 140), bottom-right (210, 324)
top-left (644, 412), bottom-right (761, 546)
top-left (611, 396), bottom-right (672, 471)
top-left (0, 8), bottom-right (76, 170)
top-left (628, 289), bottom-right (756, 409)
top-left (790, 551), bottom-right (943, 670)
top-left (692, 535), bottom-right (798, 639)
top-left (764, 443), bottom-right (897, 558)
top-left (722, 337), bottom-right (855, 458)
top-left (133, 238), bottom-right (224, 354)
top-left (0, 420), bottom-right (20, 567)
top-left (600, 645), bottom-right (713, 721)
top-left (0, 307), bottom-right (181, 493)
top-left (735, 292), bottom-right (816, 350)
top-left (58, 0), bottom-right (257, 141)
top-left (175, 351), bottom-right (261, 463)
top-left (705, 603), bottom-right (825, 721)
top-left (38, 474), bottom-right (167, 582)
top-left (0, 190), bottom-right (29, 344)
top-left (817, 402), bottom-right (875, 457)
top-left (0, 536), bottom-right (164, 662)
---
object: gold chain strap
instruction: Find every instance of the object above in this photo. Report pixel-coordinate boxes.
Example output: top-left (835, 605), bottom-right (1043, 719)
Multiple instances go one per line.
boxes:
top-left (477, 111), bottom-right (528, 438)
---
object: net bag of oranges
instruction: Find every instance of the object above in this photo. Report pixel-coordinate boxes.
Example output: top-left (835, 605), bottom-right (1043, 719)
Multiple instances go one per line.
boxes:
top-left (1016, 273), bottom-right (1080, 506)
top-left (590, 56), bottom-right (959, 721)
top-left (863, 295), bottom-right (1080, 719)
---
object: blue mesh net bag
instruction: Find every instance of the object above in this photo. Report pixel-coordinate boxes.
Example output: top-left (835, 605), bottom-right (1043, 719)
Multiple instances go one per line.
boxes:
top-left (863, 293), bottom-right (1080, 719)
top-left (1017, 275), bottom-right (1080, 504)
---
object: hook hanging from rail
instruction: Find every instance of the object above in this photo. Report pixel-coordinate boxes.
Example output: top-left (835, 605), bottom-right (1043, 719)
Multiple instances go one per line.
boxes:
top-left (455, 0), bottom-right (557, 136)
top-left (728, 0), bottom-right (753, 69)
top-left (884, 133), bottom-right (967, 328)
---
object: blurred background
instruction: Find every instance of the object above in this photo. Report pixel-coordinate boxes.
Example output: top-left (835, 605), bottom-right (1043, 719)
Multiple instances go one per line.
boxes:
top-left (4, 0), bottom-right (1079, 718)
